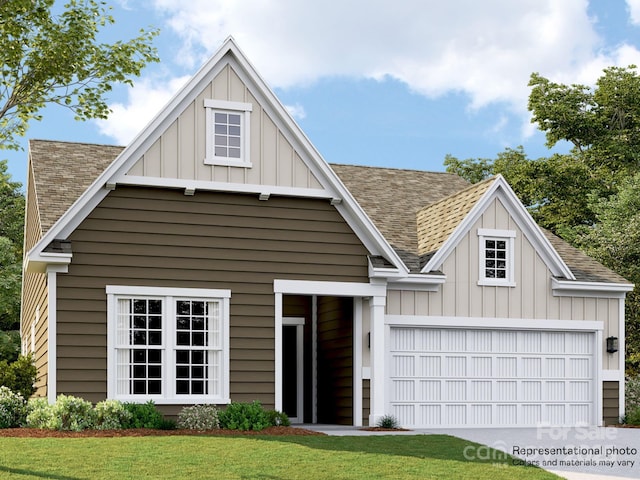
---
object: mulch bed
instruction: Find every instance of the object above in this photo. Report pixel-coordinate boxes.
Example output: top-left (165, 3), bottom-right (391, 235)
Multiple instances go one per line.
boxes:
top-left (0, 426), bottom-right (326, 438)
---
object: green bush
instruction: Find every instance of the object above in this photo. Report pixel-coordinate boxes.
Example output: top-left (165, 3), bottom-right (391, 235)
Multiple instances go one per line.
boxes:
top-left (25, 395), bottom-right (95, 431)
top-left (0, 386), bottom-right (26, 428)
top-left (219, 401), bottom-right (270, 431)
top-left (0, 354), bottom-right (37, 399)
top-left (157, 418), bottom-right (177, 430)
top-left (25, 397), bottom-right (54, 429)
top-left (266, 409), bottom-right (290, 427)
top-left (94, 400), bottom-right (132, 430)
top-left (178, 404), bottom-right (220, 430)
top-left (377, 414), bottom-right (400, 429)
top-left (624, 406), bottom-right (640, 425)
top-left (121, 401), bottom-right (165, 429)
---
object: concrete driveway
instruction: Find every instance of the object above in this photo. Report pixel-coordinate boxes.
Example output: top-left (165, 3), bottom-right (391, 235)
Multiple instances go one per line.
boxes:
top-left (434, 426), bottom-right (639, 479)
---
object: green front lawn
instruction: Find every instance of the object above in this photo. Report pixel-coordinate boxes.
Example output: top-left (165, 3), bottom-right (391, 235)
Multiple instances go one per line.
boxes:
top-left (0, 434), bottom-right (560, 479)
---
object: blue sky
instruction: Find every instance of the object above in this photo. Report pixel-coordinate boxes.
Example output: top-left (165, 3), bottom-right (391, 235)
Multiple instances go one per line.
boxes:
top-left (5, 0), bottom-right (640, 187)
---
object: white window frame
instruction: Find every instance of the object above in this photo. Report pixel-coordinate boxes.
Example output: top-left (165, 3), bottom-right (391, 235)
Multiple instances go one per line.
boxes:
top-left (477, 228), bottom-right (516, 287)
top-left (106, 285), bottom-right (231, 404)
top-left (204, 99), bottom-right (253, 167)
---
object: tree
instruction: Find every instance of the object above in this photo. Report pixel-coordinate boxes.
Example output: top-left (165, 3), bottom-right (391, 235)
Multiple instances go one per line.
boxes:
top-left (0, 0), bottom-right (159, 150)
top-left (574, 174), bottom-right (640, 375)
top-left (0, 160), bottom-right (23, 360)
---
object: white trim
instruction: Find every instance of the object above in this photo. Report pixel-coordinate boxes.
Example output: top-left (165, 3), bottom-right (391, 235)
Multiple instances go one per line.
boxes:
top-left (477, 229), bottom-right (516, 287)
top-left (477, 228), bottom-right (516, 238)
top-left (385, 315), bottom-right (603, 332)
top-left (353, 298), bottom-right (363, 427)
top-left (274, 292), bottom-right (283, 412)
top-left (368, 295), bottom-right (387, 427)
top-left (46, 268), bottom-right (58, 404)
top-left (117, 175), bottom-right (332, 199)
top-left (594, 329), bottom-right (603, 426)
top-left (106, 285), bottom-right (231, 403)
top-left (282, 317), bottom-right (305, 423)
top-left (204, 99), bottom-right (253, 167)
top-left (274, 279), bottom-right (386, 298)
top-left (422, 176), bottom-right (575, 280)
top-left (552, 278), bottom-right (633, 298)
top-left (311, 295), bottom-right (318, 424)
top-left (106, 285), bottom-right (231, 298)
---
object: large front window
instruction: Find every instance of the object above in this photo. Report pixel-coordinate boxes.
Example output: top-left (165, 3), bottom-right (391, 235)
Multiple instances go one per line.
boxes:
top-left (107, 286), bottom-right (230, 403)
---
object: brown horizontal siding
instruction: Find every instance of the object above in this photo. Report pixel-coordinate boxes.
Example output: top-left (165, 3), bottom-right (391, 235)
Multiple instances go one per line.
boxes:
top-left (56, 187), bottom-right (369, 408)
top-left (363, 379), bottom-right (370, 426)
top-left (603, 381), bottom-right (620, 425)
top-left (317, 296), bottom-right (353, 425)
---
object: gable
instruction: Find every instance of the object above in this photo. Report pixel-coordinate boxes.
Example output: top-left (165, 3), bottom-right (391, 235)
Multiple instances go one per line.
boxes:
top-left (126, 62), bottom-right (323, 190)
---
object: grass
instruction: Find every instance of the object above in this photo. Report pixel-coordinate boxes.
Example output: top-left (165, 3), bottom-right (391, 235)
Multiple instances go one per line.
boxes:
top-left (0, 434), bottom-right (561, 479)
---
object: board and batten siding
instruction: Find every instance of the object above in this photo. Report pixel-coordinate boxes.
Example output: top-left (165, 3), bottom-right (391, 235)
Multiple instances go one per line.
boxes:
top-left (386, 197), bottom-right (621, 371)
top-left (55, 186), bottom-right (369, 406)
top-left (21, 162), bottom-right (49, 397)
top-left (127, 63), bottom-right (322, 190)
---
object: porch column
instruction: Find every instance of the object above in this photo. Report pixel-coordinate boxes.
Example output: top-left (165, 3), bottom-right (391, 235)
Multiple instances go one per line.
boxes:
top-left (368, 294), bottom-right (387, 426)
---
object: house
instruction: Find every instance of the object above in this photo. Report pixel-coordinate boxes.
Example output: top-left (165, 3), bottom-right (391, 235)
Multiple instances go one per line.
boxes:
top-left (21, 37), bottom-right (632, 428)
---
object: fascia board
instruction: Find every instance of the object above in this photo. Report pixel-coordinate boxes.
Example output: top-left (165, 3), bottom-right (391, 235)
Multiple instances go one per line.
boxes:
top-left (552, 278), bottom-right (634, 297)
top-left (421, 175), bottom-right (576, 280)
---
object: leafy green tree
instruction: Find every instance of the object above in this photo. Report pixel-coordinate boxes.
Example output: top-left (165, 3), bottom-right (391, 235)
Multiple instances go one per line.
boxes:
top-left (574, 174), bottom-right (640, 375)
top-left (0, 160), bottom-right (23, 335)
top-left (0, 0), bottom-right (159, 149)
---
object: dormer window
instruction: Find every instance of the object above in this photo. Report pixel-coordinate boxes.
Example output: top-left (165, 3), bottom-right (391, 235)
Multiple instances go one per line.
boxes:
top-left (204, 99), bottom-right (252, 167)
top-left (478, 228), bottom-right (516, 286)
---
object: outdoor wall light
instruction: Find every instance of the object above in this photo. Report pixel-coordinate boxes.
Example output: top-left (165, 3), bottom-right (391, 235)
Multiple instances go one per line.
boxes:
top-left (606, 336), bottom-right (619, 354)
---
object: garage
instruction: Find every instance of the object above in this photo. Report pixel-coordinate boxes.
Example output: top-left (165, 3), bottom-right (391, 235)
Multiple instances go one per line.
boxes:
top-left (389, 326), bottom-right (597, 427)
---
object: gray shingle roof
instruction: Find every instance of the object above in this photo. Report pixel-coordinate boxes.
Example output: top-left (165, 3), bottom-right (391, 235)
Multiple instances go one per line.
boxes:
top-left (28, 140), bottom-right (629, 285)
top-left (29, 139), bottom-right (124, 234)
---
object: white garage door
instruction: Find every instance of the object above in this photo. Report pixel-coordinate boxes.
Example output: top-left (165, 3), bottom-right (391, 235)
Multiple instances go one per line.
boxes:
top-left (389, 327), bottom-right (595, 427)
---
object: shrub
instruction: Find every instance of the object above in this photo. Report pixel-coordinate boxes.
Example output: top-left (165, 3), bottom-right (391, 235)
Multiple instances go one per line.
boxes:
top-left (0, 386), bottom-right (26, 428)
top-left (157, 418), bottom-right (177, 430)
top-left (25, 395), bottom-right (95, 431)
top-left (219, 401), bottom-right (270, 431)
top-left (377, 414), bottom-right (400, 429)
top-left (626, 376), bottom-right (640, 410)
top-left (0, 354), bottom-right (37, 399)
top-left (25, 397), bottom-right (54, 429)
top-left (178, 404), bottom-right (220, 430)
top-left (94, 400), bottom-right (131, 430)
top-left (266, 409), bottom-right (290, 427)
top-left (121, 401), bottom-right (165, 429)
top-left (51, 395), bottom-right (96, 431)
top-left (624, 406), bottom-right (640, 425)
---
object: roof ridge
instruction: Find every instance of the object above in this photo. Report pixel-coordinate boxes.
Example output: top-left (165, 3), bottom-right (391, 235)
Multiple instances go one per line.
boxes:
top-left (330, 162), bottom-right (463, 175)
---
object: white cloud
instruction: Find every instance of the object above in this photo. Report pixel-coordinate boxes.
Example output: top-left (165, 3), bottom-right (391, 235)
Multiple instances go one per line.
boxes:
top-left (627, 0), bottom-right (640, 25)
top-left (95, 76), bottom-right (190, 145)
top-left (285, 103), bottom-right (306, 120)
top-left (99, 1), bottom-right (640, 144)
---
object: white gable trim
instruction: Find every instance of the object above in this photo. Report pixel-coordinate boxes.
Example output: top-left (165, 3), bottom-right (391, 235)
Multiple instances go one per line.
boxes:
top-left (27, 37), bottom-right (406, 273)
top-left (421, 175), bottom-right (575, 280)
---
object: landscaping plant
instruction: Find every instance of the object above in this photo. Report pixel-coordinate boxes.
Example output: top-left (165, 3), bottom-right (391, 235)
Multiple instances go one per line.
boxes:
top-left (121, 401), bottom-right (166, 429)
top-left (178, 404), bottom-right (221, 430)
top-left (0, 385), bottom-right (25, 428)
top-left (218, 400), bottom-right (271, 431)
top-left (0, 354), bottom-right (37, 398)
top-left (377, 414), bottom-right (400, 429)
top-left (94, 399), bottom-right (132, 430)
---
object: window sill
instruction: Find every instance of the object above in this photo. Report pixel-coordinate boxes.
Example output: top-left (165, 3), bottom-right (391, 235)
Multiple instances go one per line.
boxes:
top-left (112, 396), bottom-right (231, 405)
top-left (477, 280), bottom-right (516, 287)
top-left (204, 156), bottom-right (252, 168)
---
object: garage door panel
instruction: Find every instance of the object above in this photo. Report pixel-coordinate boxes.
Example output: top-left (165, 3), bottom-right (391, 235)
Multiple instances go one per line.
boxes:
top-left (389, 327), bottom-right (595, 427)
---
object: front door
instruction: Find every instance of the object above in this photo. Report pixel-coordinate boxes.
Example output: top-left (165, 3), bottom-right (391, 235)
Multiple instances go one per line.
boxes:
top-left (282, 317), bottom-right (305, 423)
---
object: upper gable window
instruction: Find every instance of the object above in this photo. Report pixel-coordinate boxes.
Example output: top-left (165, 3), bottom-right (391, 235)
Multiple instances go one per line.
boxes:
top-left (204, 99), bottom-right (253, 167)
top-left (477, 228), bottom-right (516, 287)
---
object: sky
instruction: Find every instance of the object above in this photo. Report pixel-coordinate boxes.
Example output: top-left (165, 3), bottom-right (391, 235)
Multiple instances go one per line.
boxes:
top-left (5, 0), bottom-right (640, 188)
